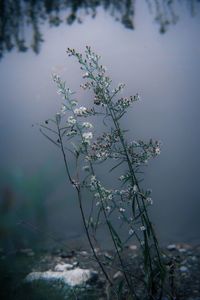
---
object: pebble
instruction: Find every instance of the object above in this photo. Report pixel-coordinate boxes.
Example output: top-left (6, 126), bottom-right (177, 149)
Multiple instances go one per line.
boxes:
top-left (54, 263), bottom-right (74, 271)
top-left (25, 267), bottom-right (98, 287)
top-left (179, 248), bottom-right (187, 253)
top-left (129, 245), bottom-right (137, 251)
top-left (79, 251), bottom-right (88, 256)
top-left (60, 250), bottom-right (75, 259)
top-left (20, 248), bottom-right (35, 256)
top-left (179, 266), bottom-right (188, 272)
top-left (167, 244), bottom-right (177, 251)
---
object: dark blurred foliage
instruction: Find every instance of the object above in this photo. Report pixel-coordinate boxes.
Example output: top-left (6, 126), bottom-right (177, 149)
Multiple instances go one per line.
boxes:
top-left (0, 0), bottom-right (199, 59)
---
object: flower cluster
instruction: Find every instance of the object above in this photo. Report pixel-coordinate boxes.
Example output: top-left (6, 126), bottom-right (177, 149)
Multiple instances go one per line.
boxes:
top-left (82, 132), bottom-right (93, 144)
top-left (127, 139), bottom-right (161, 165)
top-left (116, 94), bottom-right (139, 110)
top-left (82, 122), bottom-right (93, 129)
top-left (90, 176), bottom-right (113, 203)
top-left (74, 106), bottom-right (88, 116)
top-left (89, 132), bottom-right (120, 161)
top-left (67, 116), bottom-right (76, 125)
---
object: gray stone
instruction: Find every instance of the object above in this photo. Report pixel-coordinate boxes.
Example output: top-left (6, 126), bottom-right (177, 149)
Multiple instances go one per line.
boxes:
top-left (54, 263), bottom-right (74, 272)
top-left (167, 244), bottom-right (177, 251)
top-left (179, 266), bottom-right (188, 272)
top-left (25, 267), bottom-right (98, 287)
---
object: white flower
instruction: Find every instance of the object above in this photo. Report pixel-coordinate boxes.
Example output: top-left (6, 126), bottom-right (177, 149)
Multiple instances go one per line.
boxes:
top-left (129, 229), bottom-right (134, 235)
top-left (117, 83), bottom-right (125, 92)
top-left (119, 207), bottom-right (125, 213)
top-left (140, 226), bottom-right (146, 231)
top-left (107, 194), bottom-right (113, 200)
top-left (146, 197), bottom-right (153, 205)
top-left (82, 122), bottom-right (93, 129)
top-left (106, 206), bottom-right (111, 212)
top-left (74, 106), bottom-right (87, 116)
top-left (57, 89), bottom-right (63, 95)
top-left (82, 72), bottom-right (89, 78)
top-left (82, 165), bottom-right (90, 172)
top-left (83, 132), bottom-right (93, 140)
top-left (133, 185), bottom-right (138, 192)
top-left (55, 113), bottom-right (61, 124)
top-left (67, 116), bottom-right (76, 125)
top-left (91, 175), bottom-right (96, 182)
top-left (67, 88), bottom-right (73, 94)
top-left (94, 193), bottom-right (100, 198)
top-left (120, 190), bottom-right (126, 195)
top-left (61, 105), bottom-right (67, 114)
top-left (155, 147), bottom-right (161, 155)
top-left (119, 175), bottom-right (125, 181)
top-left (52, 73), bottom-right (60, 82)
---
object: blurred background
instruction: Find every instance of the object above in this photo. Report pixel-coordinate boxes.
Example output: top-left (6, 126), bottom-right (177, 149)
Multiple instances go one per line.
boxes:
top-left (0, 0), bottom-right (200, 252)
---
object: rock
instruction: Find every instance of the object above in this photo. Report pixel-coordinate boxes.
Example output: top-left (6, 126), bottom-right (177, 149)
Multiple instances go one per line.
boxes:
top-left (167, 244), bottom-right (177, 251)
top-left (129, 245), bottom-right (137, 251)
top-left (60, 250), bottom-right (75, 259)
top-left (178, 248), bottom-right (187, 253)
top-left (72, 261), bottom-right (79, 268)
top-left (25, 267), bottom-right (98, 287)
top-left (79, 251), bottom-right (88, 256)
top-left (179, 266), bottom-right (188, 272)
top-left (20, 248), bottom-right (35, 256)
top-left (54, 263), bottom-right (74, 271)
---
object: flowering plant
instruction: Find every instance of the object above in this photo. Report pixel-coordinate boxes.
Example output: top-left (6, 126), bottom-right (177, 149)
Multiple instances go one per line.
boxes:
top-left (41, 46), bottom-right (170, 299)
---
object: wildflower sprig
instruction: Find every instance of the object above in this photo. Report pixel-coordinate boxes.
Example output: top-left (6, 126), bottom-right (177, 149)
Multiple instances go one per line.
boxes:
top-left (41, 46), bottom-right (169, 299)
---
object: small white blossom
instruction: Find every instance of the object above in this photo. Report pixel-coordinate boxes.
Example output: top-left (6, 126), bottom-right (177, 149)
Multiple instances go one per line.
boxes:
top-left (68, 116), bottom-right (76, 125)
top-left (155, 147), bottom-right (161, 155)
top-left (67, 88), bottom-right (73, 94)
top-left (107, 194), bottom-right (113, 200)
top-left (134, 93), bottom-right (140, 101)
top-left (140, 226), bottom-right (146, 231)
top-left (66, 130), bottom-right (77, 136)
top-left (120, 190), bottom-right (126, 195)
top-left (74, 106), bottom-right (87, 116)
top-left (129, 229), bottom-right (134, 235)
top-left (146, 197), bottom-right (153, 205)
top-left (82, 165), bottom-right (90, 172)
top-left (119, 175), bottom-right (125, 181)
top-left (133, 185), bottom-right (138, 192)
top-left (106, 206), bottom-right (111, 212)
top-left (82, 122), bottom-right (93, 129)
top-left (83, 132), bottom-right (93, 140)
top-left (82, 72), bottom-right (89, 78)
top-left (55, 113), bottom-right (61, 124)
top-left (52, 73), bottom-right (60, 82)
top-left (119, 207), bottom-right (125, 213)
top-left (94, 193), bottom-right (100, 198)
top-left (91, 175), bottom-right (96, 182)
top-left (61, 105), bottom-right (67, 114)
top-left (57, 89), bottom-right (63, 95)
